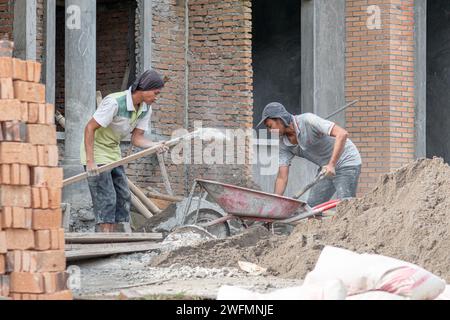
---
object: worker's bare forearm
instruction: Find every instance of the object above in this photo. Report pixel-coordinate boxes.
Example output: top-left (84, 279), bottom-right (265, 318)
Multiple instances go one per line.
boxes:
top-left (84, 126), bottom-right (96, 163)
top-left (131, 134), bottom-right (154, 149)
top-left (274, 177), bottom-right (288, 196)
top-left (275, 166), bottom-right (290, 195)
top-left (329, 133), bottom-right (348, 167)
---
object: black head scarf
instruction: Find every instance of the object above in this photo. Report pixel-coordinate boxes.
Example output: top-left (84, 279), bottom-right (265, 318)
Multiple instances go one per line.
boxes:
top-left (131, 69), bottom-right (165, 93)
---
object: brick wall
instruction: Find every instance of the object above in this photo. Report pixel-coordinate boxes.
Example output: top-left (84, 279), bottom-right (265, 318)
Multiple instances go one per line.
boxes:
top-left (0, 0), bottom-right (13, 39)
top-left (0, 0), bottom-right (45, 64)
top-left (97, 0), bottom-right (136, 97)
top-left (127, 0), bottom-right (255, 195)
top-left (186, 0), bottom-right (254, 188)
top-left (125, 0), bottom-right (186, 196)
top-left (345, 0), bottom-right (415, 195)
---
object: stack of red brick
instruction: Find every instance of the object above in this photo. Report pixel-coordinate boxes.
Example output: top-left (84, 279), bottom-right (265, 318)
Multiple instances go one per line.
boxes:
top-left (0, 56), bottom-right (72, 300)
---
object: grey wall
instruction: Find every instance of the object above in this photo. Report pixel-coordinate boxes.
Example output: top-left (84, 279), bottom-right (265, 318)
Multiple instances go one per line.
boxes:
top-left (415, 0), bottom-right (426, 159)
top-left (253, 0), bottom-right (346, 200)
top-left (252, 0), bottom-right (301, 126)
top-left (427, 0), bottom-right (450, 163)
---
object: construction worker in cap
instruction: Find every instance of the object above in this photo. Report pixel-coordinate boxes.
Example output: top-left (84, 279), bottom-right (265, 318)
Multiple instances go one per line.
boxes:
top-left (81, 69), bottom-right (168, 233)
top-left (257, 102), bottom-right (362, 207)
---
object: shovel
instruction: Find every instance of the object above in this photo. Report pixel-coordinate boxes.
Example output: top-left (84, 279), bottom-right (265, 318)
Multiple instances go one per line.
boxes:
top-left (292, 169), bottom-right (327, 200)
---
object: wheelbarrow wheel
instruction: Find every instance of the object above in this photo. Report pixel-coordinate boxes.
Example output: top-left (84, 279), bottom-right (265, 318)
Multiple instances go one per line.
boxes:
top-left (185, 209), bottom-right (231, 239)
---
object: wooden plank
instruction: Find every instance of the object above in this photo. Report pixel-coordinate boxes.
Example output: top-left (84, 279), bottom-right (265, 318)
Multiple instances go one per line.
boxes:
top-left (65, 232), bottom-right (163, 244)
top-left (157, 153), bottom-right (174, 196)
top-left (128, 179), bottom-right (161, 215)
top-left (63, 130), bottom-right (201, 187)
top-left (145, 191), bottom-right (184, 203)
top-left (65, 242), bottom-right (162, 261)
top-left (131, 192), bottom-right (153, 219)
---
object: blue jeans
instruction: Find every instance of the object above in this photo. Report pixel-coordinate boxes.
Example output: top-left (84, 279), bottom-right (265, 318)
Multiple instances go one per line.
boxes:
top-left (86, 165), bottom-right (132, 225)
top-left (307, 165), bottom-right (361, 208)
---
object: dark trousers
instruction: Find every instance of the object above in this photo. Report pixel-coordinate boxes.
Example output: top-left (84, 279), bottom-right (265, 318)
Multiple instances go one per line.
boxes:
top-left (307, 165), bottom-right (361, 208)
top-left (86, 165), bottom-right (132, 225)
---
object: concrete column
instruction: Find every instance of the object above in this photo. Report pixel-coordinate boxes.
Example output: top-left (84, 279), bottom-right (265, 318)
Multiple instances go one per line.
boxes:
top-left (140, 0), bottom-right (152, 72)
top-left (63, 0), bottom-right (96, 204)
top-left (13, 0), bottom-right (37, 60)
top-left (415, 0), bottom-right (427, 158)
top-left (301, 0), bottom-right (346, 125)
top-left (44, 0), bottom-right (56, 103)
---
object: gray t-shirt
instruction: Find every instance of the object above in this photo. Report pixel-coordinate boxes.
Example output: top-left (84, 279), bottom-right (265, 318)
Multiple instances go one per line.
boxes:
top-left (279, 113), bottom-right (362, 168)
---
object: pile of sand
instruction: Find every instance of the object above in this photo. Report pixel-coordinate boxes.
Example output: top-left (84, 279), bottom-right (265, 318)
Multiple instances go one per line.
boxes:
top-left (152, 158), bottom-right (450, 282)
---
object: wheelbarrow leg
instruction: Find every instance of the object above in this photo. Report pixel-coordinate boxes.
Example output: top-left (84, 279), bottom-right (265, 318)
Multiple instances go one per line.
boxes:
top-left (181, 180), bottom-right (198, 225)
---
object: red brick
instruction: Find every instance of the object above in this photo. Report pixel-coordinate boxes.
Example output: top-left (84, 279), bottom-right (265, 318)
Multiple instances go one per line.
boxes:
top-left (20, 102), bottom-right (29, 122)
top-left (38, 103), bottom-right (46, 124)
top-left (10, 163), bottom-right (20, 185)
top-left (26, 61), bottom-right (35, 83)
top-left (10, 272), bottom-right (44, 294)
top-left (0, 186), bottom-right (31, 207)
top-left (26, 124), bottom-right (57, 145)
top-left (34, 62), bottom-right (42, 83)
top-left (34, 230), bottom-right (51, 251)
top-left (13, 81), bottom-right (45, 103)
top-left (12, 58), bottom-right (27, 81)
top-left (19, 164), bottom-right (30, 185)
top-left (45, 103), bottom-right (55, 124)
top-left (2, 121), bottom-right (22, 142)
top-left (6, 251), bottom-right (66, 273)
top-left (32, 209), bottom-right (62, 230)
top-left (5, 229), bottom-right (35, 250)
top-left (0, 164), bottom-right (11, 185)
top-left (0, 254), bottom-right (5, 275)
top-left (0, 99), bottom-right (22, 121)
top-left (42, 272), bottom-right (69, 294)
top-left (40, 188), bottom-right (49, 209)
top-left (28, 103), bottom-right (39, 123)
top-left (37, 145), bottom-right (59, 167)
top-left (0, 57), bottom-right (13, 78)
top-left (0, 275), bottom-right (10, 297)
top-left (0, 142), bottom-right (37, 165)
top-left (33, 290), bottom-right (73, 301)
top-left (0, 77), bottom-right (14, 99)
top-left (31, 167), bottom-right (63, 188)
top-left (0, 208), bottom-right (12, 229)
top-left (47, 188), bottom-right (61, 209)
top-left (31, 187), bottom-right (41, 209)
top-left (0, 232), bottom-right (6, 254)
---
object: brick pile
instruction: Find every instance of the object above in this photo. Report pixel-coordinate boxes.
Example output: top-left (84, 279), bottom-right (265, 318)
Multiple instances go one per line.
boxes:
top-left (0, 55), bottom-right (72, 300)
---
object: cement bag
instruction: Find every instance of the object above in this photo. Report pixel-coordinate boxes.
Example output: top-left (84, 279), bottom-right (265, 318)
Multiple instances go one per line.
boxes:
top-left (217, 280), bottom-right (347, 300)
top-left (304, 246), bottom-right (372, 295)
top-left (346, 291), bottom-right (407, 300)
top-left (305, 246), bottom-right (446, 300)
top-left (435, 285), bottom-right (450, 300)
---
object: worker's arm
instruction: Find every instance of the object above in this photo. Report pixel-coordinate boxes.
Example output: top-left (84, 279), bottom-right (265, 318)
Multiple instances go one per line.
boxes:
top-left (131, 128), bottom-right (168, 153)
top-left (274, 166), bottom-right (290, 196)
top-left (324, 124), bottom-right (349, 177)
top-left (84, 118), bottom-right (102, 176)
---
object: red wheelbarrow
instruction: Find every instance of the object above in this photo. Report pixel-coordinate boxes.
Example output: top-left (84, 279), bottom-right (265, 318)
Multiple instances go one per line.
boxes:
top-left (180, 179), bottom-right (340, 238)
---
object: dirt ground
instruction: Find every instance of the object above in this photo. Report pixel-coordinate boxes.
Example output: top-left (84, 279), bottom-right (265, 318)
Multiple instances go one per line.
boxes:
top-left (73, 158), bottom-right (450, 299)
top-left (151, 158), bottom-right (450, 282)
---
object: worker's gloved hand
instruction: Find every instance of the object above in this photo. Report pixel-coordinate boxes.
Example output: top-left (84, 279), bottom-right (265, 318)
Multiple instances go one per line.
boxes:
top-left (322, 165), bottom-right (336, 178)
top-left (86, 161), bottom-right (100, 177)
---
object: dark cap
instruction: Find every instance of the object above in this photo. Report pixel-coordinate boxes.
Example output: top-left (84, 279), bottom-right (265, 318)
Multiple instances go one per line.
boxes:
top-left (131, 69), bottom-right (165, 93)
top-left (256, 102), bottom-right (293, 128)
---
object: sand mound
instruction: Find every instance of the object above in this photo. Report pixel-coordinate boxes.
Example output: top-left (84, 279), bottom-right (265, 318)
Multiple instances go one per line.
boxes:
top-left (261, 157), bottom-right (450, 281)
top-left (152, 158), bottom-right (450, 282)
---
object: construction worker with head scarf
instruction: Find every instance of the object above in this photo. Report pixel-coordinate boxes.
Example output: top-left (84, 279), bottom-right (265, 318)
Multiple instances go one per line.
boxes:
top-left (81, 69), bottom-right (167, 233)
